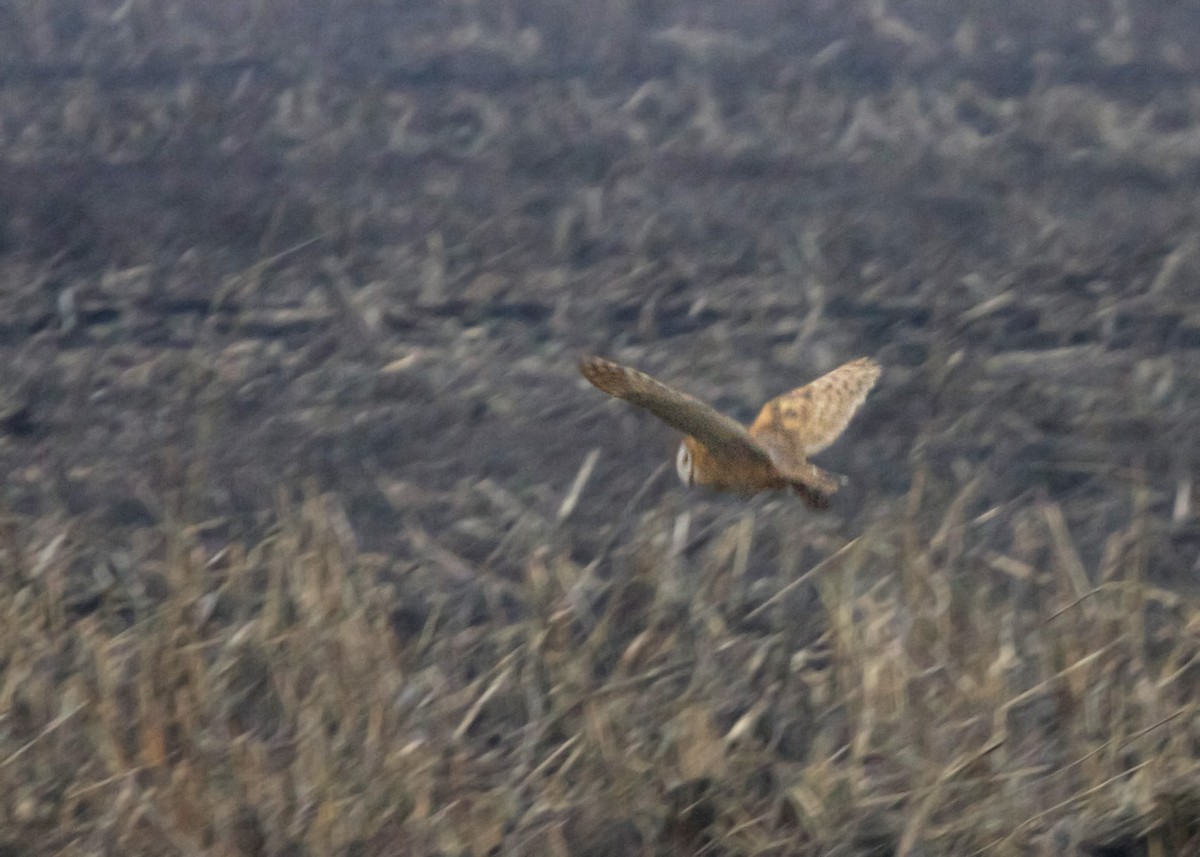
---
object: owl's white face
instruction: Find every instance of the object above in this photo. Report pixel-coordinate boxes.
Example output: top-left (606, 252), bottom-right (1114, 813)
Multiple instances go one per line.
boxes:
top-left (675, 441), bottom-right (693, 485)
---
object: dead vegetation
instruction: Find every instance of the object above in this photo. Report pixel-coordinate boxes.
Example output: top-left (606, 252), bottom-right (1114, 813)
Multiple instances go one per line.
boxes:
top-left (3, 479), bottom-right (1200, 855)
top-left (2, 0), bottom-right (1200, 855)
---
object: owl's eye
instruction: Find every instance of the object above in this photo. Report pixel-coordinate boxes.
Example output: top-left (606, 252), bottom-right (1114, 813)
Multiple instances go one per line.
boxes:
top-left (675, 443), bottom-right (692, 485)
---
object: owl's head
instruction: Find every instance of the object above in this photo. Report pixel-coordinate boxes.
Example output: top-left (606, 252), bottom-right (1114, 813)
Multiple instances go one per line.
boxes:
top-left (675, 440), bottom-right (694, 486)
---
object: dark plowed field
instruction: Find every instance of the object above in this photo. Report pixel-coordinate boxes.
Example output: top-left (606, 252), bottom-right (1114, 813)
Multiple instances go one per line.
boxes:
top-left (2, 2), bottom-right (1200, 855)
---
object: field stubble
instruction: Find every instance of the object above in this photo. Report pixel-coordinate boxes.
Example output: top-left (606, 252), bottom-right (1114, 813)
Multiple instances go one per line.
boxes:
top-left (3, 472), bottom-right (1199, 855)
top-left (3, 0), bottom-right (1200, 853)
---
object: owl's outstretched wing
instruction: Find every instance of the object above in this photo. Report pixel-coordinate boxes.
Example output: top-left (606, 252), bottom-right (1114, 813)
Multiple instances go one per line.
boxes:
top-left (579, 356), bottom-right (770, 463)
top-left (749, 357), bottom-right (880, 470)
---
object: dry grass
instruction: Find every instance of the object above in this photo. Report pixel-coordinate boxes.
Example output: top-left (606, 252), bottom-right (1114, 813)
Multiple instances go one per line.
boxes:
top-left (2, 475), bottom-right (1198, 856)
top-left (3, 0), bottom-right (1200, 854)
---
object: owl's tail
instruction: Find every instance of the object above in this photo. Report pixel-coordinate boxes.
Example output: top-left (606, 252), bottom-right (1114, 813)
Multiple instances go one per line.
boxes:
top-left (788, 481), bottom-right (832, 509)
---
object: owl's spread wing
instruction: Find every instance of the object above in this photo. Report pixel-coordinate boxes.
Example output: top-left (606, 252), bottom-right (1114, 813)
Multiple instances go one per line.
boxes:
top-left (748, 357), bottom-right (880, 469)
top-left (580, 356), bottom-right (769, 462)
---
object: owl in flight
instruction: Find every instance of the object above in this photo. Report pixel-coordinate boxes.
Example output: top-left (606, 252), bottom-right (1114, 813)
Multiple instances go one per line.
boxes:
top-left (580, 355), bottom-right (880, 507)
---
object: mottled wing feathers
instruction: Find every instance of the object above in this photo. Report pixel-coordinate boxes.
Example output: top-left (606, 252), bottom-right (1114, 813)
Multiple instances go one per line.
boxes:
top-left (749, 357), bottom-right (881, 466)
top-left (581, 355), bottom-right (880, 505)
top-left (579, 357), bottom-right (767, 460)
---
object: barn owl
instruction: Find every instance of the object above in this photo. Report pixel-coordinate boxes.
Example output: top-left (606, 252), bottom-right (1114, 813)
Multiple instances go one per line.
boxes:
top-left (580, 355), bottom-right (880, 507)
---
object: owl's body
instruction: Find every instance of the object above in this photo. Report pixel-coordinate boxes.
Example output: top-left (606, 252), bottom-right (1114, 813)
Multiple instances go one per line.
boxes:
top-left (580, 355), bottom-right (880, 507)
top-left (681, 438), bottom-right (782, 493)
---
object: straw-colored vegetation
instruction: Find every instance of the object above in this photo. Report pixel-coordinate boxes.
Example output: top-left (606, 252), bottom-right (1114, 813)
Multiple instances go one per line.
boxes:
top-left (3, 0), bottom-right (1200, 854)
top-left (3, 477), bottom-right (1199, 855)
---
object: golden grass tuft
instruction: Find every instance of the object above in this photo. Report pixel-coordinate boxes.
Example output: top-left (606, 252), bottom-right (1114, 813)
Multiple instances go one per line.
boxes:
top-left (1, 476), bottom-right (1199, 856)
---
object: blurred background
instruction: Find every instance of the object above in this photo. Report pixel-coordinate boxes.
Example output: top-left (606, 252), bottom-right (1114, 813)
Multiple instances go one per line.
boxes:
top-left (1, 0), bottom-right (1198, 579)
top-left (3, 1), bottom-right (1200, 854)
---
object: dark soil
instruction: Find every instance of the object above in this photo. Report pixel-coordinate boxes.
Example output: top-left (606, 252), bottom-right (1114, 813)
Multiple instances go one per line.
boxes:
top-left (2, 1), bottom-right (1200, 854)
top-left (2, 1), bottom-right (1199, 572)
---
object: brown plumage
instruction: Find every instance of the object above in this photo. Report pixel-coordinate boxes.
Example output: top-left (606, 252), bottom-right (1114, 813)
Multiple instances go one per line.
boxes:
top-left (579, 355), bottom-right (880, 507)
